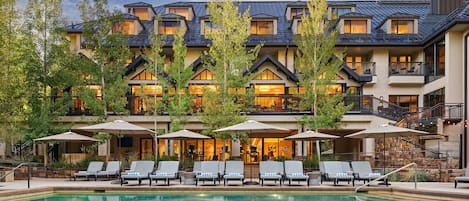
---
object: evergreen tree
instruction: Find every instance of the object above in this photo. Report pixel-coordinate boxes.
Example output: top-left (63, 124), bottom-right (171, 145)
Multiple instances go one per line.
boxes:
top-left (295, 0), bottom-right (352, 158)
top-left (201, 0), bottom-right (261, 160)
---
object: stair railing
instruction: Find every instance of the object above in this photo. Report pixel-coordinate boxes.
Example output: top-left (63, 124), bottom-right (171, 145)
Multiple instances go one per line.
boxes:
top-left (354, 162), bottom-right (417, 193)
top-left (0, 162), bottom-right (32, 189)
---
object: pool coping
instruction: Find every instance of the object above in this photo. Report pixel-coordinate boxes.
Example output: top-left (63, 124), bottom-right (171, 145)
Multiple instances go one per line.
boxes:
top-left (1, 186), bottom-right (468, 201)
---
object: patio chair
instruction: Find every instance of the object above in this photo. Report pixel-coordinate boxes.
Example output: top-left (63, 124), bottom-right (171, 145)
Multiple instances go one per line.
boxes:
top-left (284, 160), bottom-right (309, 186)
top-left (95, 161), bottom-right (121, 181)
top-left (259, 161), bottom-right (282, 186)
top-left (351, 161), bottom-right (384, 184)
top-left (120, 160), bottom-right (154, 186)
top-left (322, 161), bottom-right (354, 186)
top-left (196, 161), bottom-right (220, 186)
top-left (73, 161), bottom-right (104, 181)
top-left (149, 161), bottom-right (180, 186)
top-left (223, 161), bottom-right (244, 185)
top-left (455, 163), bottom-right (469, 188)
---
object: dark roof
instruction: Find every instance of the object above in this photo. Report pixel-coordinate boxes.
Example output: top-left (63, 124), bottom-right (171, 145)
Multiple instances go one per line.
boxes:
top-left (246, 55), bottom-right (298, 82)
top-left (67, 1), bottom-right (469, 47)
top-left (122, 13), bottom-right (139, 20)
top-left (160, 13), bottom-right (186, 19)
top-left (124, 2), bottom-right (153, 8)
top-left (340, 12), bottom-right (372, 19)
top-left (251, 13), bottom-right (278, 19)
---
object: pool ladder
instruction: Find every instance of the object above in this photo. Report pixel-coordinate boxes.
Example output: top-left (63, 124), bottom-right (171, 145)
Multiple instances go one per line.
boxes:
top-left (354, 162), bottom-right (418, 192)
top-left (0, 162), bottom-right (32, 189)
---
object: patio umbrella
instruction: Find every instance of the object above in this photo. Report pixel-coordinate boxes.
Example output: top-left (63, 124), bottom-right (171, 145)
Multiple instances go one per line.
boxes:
top-left (157, 129), bottom-right (211, 161)
top-left (34, 131), bottom-right (99, 175)
top-left (345, 124), bottom-right (428, 172)
top-left (75, 120), bottom-right (155, 161)
top-left (214, 120), bottom-right (290, 185)
top-left (284, 130), bottom-right (340, 161)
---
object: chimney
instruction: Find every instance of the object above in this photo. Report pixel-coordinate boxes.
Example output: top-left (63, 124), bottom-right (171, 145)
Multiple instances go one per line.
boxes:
top-left (431, 0), bottom-right (465, 15)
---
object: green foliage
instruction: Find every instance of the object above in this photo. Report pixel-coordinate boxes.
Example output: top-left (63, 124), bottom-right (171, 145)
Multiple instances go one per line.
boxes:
top-left (201, 1), bottom-right (261, 143)
top-left (78, 0), bottom-right (131, 121)
top-left (295, 0), bottom-right (351, 130)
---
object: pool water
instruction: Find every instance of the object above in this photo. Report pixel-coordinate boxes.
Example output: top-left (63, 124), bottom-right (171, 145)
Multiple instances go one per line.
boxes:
top-left (23, 192), bottom-right (428, 201)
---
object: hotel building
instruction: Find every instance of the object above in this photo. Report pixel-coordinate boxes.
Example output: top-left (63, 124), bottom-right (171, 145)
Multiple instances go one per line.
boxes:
top-left (63, 0), bottom-right (469, 170)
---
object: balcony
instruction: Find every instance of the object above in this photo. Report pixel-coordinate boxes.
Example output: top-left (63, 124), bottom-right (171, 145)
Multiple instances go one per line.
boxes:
top-left (388, 62), bottom-right (425, 85)
top-left (345, 62), bottom-right (376, 76)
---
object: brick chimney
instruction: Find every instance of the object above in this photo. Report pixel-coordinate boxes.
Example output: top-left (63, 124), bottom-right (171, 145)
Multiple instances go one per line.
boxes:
top-left (431, 0), bottom-right (465, 15)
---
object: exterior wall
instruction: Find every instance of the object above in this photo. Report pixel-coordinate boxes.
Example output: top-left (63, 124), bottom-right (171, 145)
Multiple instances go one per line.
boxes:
top-left (445, 31), bottom-right (464, 104)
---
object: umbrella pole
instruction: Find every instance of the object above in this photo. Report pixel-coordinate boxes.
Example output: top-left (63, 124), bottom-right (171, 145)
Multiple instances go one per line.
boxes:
top-left (316, 140), bottom-right (321, 163)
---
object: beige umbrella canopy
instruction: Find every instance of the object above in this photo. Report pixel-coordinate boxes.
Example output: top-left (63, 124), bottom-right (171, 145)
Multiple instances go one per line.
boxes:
top-left (345, 124), bottom-right (428, 171)
top-left (76, 120), bottom-right (155, 135)
top-left (344, 124), bottom-right (428, 139)
top-left (34, 131), bottom-right (99, 142)
top-left (214, 120), bottom-right (289, 133)
top-left (285, 130), bottom-right (340, 140)
top-left (157, 129), bottom-right (211, 140)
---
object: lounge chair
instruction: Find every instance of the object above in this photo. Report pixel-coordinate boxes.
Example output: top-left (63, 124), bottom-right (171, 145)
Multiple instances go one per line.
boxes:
top-left (196, 161), bottom-right (220, 186)
top-left (120, 160), bottom-right (154, 185)
top-left (351, 161), bottom-right (384, 184)
top-left (322, 161), bottom-right (354, 186)
top-left (149, 161), bottom-right (180, 186)
top-left (193, 161), bottom-right (202, 175)
top-left (284, 160), bottom-right (309, 186)
top-left (259, 161), bottom-right (282, 186)
top-left (223, 161), bottom-right (244, 185)
top-left (95, 161), bottom-right (121, 181)
top-left (218, 161), bottom-right (225, 180)
top-left (455, 164), bottom-right (469, 188)
top-left (73, 161), bottom-right (104, 181)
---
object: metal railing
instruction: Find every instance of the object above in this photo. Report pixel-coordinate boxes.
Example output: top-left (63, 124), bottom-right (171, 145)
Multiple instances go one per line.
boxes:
top-left (345, 62), bottom-right (376, 76)
top-left (389, 62), bottom-right (424, 76)
top-left (355, 162), bottom-right (417, 192)
top-left (0, 162), bottom-right (31, 189)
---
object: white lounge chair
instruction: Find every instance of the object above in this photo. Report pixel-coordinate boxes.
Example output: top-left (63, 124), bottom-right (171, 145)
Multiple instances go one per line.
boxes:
top-left (351, 161), bottom-right (383, 184)
top-left (193, 161), bottom-right (202, 175)
top-left (323, 161), bottom-right (354, 186)
top-left (223, 161), bottom-right (244, 185)
top-left (284, 160), bottom-right (309, 186)
top-left (455, 163), bottom-right (469, 188)
top-left (73, 161), bottom-right (104, 181)
top-left (196, 161), bottom-right (220, 186)
top-left (259, 161), bottom-right (282, 186)
top-left (120, 160), bottom-right (154, 185)
top-left (95, 161), bottom-right (121, 181)
top-left (149, 161), bottom-right (180, 186)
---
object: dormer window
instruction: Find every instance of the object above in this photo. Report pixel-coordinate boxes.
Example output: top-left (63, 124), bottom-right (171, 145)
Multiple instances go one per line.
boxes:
top-left (202, 20), bottom-right (220, 35)
top-left (251, 20), bottom-right (274, 35)
top-left (158, 21), bottom-right (180, 35)
top-left (343, 20), bottom-right (367, 34)
top-left (289, 7), bottom-right (308, 20)
top-left (331, 7), bottom-right (352, 20)
top-left (391, 20), bottom-right (414, 34)
top-left (133, 8), bottom-right (150, 20)
top-left (112, 21), bottom-right (135, 35)
top-left (166, 6), bottom-right (194, 21)
top-left (168, 8), bottom-right (189, 19)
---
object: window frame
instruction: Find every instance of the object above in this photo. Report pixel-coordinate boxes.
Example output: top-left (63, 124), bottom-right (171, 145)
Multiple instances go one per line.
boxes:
top-left (343, 19), bottom-right (367, 34)
top-left (390, 19), bottom-right (415, 34)
top-left (158, 21), bottom-right (180, 35)
top-left (250, 20), bottom-right (274, 35)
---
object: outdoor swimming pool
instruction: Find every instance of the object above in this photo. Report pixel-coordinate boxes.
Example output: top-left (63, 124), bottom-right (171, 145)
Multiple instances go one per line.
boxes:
top-left (17, 192), bottom-right (433, 201)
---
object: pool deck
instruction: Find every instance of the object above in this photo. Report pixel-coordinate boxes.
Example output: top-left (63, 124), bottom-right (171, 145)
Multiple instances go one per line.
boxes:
top-left (1, 178), bottom-right (469, 200)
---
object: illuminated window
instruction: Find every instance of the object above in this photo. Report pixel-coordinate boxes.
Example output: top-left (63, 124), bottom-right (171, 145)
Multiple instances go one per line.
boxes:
top-left (133, 8), bottom-right (150, 20)
top-left (158, 21), bottom-right (180, 35)
top-left (344, 20), bottom-right (367, 34)
top-left (255, 69), bottom-right (281, 80)
top-left (193, 69), bottom-right (215, 80)
top-left (345, 56), bottom-right (362, 74)
top-left (390, 55), bottom-right (412, 74)
top-left (327, 84), bottom-right (343, 95)
top-left (254, 85), bottom-right (285, 112)
top-left (132, 70), bottom-right (157, 80)
top-left (112, 21), bottom-right (135, 35)
top-left (290, 7), bottom-right (307, 19)
top-left (250, 21), bottom-right (274, 35)
top-left (389, 95), bottom-right (418, 112)
top-left (163, 56), bottom-right (173, 72)
top-left (132, 85), bottom-right (162, 96)
top-left (131, 85), bottom-right (162, 114)
top-left (189, 85), bottom-right (217, 94)
top-left (168, 7), bottom-right (189, 19)
top-left (331, 7), bottom-right (352, 20)
top-left (391, 20), bottom-right (414, 34)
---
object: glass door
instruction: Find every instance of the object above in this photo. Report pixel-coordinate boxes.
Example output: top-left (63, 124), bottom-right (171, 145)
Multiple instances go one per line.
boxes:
top-left (140, 138), bottom-right (154, 160)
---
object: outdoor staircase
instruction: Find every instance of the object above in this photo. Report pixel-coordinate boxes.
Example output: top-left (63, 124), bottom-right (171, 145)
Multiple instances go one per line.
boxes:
top-left (12, 140), bottom-right (34, 160)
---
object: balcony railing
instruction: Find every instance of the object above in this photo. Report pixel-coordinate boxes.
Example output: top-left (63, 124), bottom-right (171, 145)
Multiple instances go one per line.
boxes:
top-left (345, 62), bottom-right (376, 76)
top-left (389, 62), bottom-right (424, 76)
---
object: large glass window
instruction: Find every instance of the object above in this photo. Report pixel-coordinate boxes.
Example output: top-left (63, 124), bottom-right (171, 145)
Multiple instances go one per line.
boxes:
top-left (133, 8), bottom-right (150, 20)
top-left (391, 20), bottom-right (414, 34)
top-left (250, 21), bottom-right (274, 35)
top-left (189, 85), bottom-right (217, 112)
top-left (424, 88), bottom-right (444, 107)
top-left (436, 41), bottom-right (445, 76)
top-left (193, 69), bottom-right (215, 80)
top-left (158, 21), bottom-right (180, 35)
top-left (345, 56), bottom-right (362, 74)
top-left (132, 70), bottom-right (157, 80)
top-left (389, 55), bottom-right (412, 74)
top-left (131, 85), bottom-right (163, 114)
top-left (331, 7), bottom-right (352, 20)
top-left (255, 69), bottom-right (281, 80)
top-left (344, 20), bottom-right (367, 34)
top-left (389, 95), bottom-right (418, 112)
top-left (254, 85), bottom-right (285, 112)
top-left (168, 7), bottom-right (189, 19)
